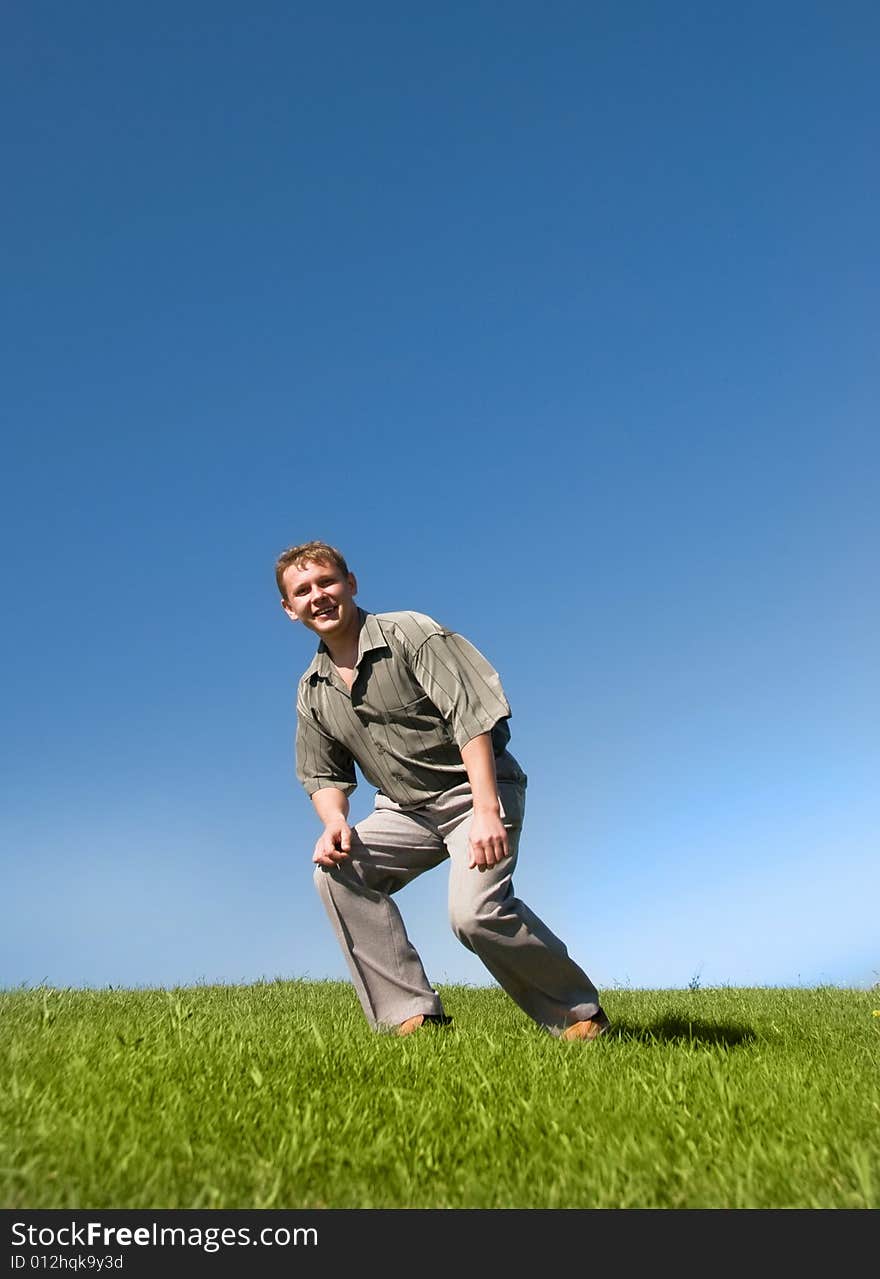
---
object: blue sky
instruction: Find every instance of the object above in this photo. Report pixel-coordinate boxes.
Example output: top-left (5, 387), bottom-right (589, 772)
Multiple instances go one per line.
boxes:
top-left (3, 2), bottom-right (877, 997)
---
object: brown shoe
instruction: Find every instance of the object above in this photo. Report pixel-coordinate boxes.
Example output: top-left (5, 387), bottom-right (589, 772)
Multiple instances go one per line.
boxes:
top-left (397, 1013), bottom-right (453, 1037)
top-left (561, 1009), bottom-right (610, 1042)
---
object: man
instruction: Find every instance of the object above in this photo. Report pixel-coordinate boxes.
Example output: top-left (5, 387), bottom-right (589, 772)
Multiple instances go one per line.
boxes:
top-left (277, 540), bottom-right (608, 1041)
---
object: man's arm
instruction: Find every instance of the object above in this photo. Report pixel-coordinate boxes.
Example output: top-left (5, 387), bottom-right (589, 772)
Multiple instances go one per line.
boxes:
top-left (310, 787), bottom-right (354, 868)
top-left (296, 687), bottom-right (357, 867)
top-left (460, 732), bottom-right (509, 872)
top-left (400, 624), bottom-right (513, 871)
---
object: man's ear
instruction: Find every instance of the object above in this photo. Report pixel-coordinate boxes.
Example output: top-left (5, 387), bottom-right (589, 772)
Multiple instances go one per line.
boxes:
top-left (348, 573), bottom-right (358, 595)
top-left (281, 597), bottom-right (298, 622)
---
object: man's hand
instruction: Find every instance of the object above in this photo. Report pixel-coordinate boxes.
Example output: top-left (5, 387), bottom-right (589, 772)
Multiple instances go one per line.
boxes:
top-left (312, 816), bottom-right (353, 867)
top-left (467, 809), bottom-right (509, 872)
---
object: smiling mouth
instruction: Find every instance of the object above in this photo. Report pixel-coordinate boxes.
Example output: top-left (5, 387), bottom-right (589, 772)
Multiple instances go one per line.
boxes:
top-left (313, 605), bottom-right (338, 619)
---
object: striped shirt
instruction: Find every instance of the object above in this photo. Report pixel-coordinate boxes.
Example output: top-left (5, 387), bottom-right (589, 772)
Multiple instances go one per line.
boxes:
top-left (295, 609), bottom-right (527, 808)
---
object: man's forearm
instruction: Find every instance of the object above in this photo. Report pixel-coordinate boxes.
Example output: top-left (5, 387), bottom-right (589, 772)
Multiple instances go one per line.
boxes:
top-left (310, 786), bottom-right (351, 826)
top-left (459, 733), bottom-right (501, 814)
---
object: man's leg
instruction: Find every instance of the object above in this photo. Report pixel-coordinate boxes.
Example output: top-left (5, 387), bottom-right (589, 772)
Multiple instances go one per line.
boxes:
top-left (440, 781), bottom-right (603, 1035)
top-left (313, 796), bottom-right (449, 1031)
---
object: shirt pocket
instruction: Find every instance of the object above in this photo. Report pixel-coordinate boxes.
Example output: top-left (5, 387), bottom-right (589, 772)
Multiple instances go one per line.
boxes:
top-left (383, 691), bottom-right (443, 732)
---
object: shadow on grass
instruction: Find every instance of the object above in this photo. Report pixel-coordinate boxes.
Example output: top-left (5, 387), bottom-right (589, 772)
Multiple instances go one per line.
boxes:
top-left (608, 1015), bottom-right (756, 1048)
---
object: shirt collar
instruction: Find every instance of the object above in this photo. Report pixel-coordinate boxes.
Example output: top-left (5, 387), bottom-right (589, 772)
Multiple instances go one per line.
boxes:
top-left (305, 609), bottom-right (389, 683)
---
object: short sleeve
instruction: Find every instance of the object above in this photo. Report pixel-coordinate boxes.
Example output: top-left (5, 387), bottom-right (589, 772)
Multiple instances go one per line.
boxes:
top-left (408, 631), bottom-right (511, 750)
top-left (295, 691), bottom-right (357, 797)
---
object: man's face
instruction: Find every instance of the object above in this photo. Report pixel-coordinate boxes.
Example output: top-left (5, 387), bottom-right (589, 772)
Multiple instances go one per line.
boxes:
top-left (280, 559), bottom-right (359, 641)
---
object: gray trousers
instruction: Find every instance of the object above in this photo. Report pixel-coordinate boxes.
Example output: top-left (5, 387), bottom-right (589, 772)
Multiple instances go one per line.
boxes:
top-left (314, 779), bottom-right (601, 1034)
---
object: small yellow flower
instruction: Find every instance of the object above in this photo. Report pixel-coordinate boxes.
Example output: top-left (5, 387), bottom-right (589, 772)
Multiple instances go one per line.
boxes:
top-left (873, 1010), bottom-right (880, 1017)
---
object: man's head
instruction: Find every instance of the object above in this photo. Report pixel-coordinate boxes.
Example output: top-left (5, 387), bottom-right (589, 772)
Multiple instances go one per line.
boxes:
top-left (275, 541), bottom-right (350, 598)
top-left (276, 541), bottom-right (359, 642)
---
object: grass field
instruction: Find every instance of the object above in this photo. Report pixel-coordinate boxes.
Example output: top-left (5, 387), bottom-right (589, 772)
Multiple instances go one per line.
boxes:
top-left (1, 979), bottom-right (877, 1209)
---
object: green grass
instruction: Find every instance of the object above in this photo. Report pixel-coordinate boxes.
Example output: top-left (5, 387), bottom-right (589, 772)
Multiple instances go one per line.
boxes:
top-left (1, 980), bottom-right (877, 1209)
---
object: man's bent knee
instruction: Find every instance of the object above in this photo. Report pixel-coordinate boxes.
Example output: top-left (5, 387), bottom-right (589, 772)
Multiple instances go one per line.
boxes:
top-left (449, 908), bottom-right (483, 950)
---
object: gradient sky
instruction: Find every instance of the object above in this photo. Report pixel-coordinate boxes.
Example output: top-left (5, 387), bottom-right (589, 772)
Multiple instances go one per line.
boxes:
top-left (3, 2), bottom-right (878, 997)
